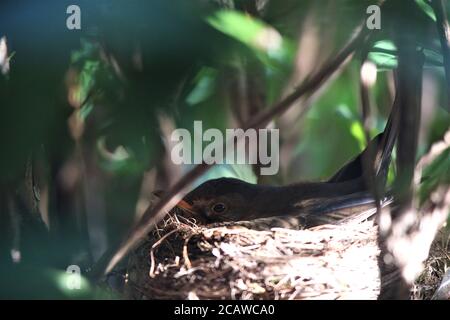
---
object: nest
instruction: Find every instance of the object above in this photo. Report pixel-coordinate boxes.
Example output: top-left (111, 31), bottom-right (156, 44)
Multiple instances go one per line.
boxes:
top-left (121, 134), bottom-right (450, 300)
top-left (124, 214), bottom-right (382, 300)
top-left (412, 227), bottom-right (450, 300)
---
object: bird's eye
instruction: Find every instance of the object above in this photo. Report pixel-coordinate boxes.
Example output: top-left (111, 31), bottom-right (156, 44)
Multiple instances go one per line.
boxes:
top-left (211, 202), bottom-right (227, 213)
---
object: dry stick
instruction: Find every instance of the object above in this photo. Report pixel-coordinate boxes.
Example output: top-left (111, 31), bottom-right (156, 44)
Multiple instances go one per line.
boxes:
top-left (93, 22), bottom-right (371, 279)
top-left (431, 0), bottom-right (450, 109)
top-left (359, 48), bottom-right (383, 217)
top-left (149, 228), bottom-right (179, 278)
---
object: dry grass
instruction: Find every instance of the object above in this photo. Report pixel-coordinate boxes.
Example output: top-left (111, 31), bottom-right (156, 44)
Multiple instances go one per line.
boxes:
top-left (124, 217), bottom-right (450, 300)
top-left (125, 214), bottom-right (382, 300)
top-left (123, 213), bottom-right (450, 300)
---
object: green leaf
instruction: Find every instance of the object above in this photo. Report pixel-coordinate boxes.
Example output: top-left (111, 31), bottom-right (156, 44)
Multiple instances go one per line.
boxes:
top-left (96, 136), bottom-right (150, 176)
top-left (349, 121), bottom-right (366, 151)
top-left (186, 67), bottom-right (218, 106)
top-left (206, 9), bottom-right (294, 67)
top-left (0, 265), bottom-right (113, 299)
top-left (369, 39), bottom-right (444, 70)
top-left (368, 41), bottom-right (398, 70)
top-left (194, 164), bottom-right (257, 187)
top-left (419, 146), bottom-right (450, 204)
top-left (415, 0), bottom-right (436, 22)
top-left (207, 10), bottom-right (272, 51)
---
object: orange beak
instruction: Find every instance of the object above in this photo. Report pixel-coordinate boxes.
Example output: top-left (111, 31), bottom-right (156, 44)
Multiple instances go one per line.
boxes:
top-left (176, 199), bottom-right (194, 212)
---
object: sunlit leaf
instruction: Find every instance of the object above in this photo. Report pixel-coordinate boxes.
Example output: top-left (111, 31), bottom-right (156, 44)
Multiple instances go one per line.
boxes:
top-left (368, 41), bottom-right (398, 70)
top-left (350, 121), bottom-right (366, 151)
top-left (206, 9), bottom-right (293, 67)
top-left (415, 0), bottom-right (436, 22)
top-left (369, 39), bottom-right (443, 70)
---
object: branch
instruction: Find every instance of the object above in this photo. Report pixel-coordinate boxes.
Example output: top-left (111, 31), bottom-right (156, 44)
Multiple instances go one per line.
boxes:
top-left (359, 51), bottom-right (383, 217)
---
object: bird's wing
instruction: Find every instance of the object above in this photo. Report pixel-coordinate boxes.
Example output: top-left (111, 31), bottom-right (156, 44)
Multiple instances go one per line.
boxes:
top-left (294, 191), bottom-right (394, 228)
top-left (212, 192), bottom-right (393, 231)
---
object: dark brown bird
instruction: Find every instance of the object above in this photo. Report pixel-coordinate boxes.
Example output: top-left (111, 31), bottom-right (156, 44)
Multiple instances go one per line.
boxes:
top-left (177, 103), bottom-right (399, 228)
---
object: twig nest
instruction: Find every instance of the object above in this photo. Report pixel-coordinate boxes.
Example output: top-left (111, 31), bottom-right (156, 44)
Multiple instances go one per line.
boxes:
top-left (125, 215), bottom-right (381, 299)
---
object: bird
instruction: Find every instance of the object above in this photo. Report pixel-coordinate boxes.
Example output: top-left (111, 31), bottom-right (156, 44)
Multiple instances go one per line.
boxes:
top-left (176, 102), bottom-right (399, 228)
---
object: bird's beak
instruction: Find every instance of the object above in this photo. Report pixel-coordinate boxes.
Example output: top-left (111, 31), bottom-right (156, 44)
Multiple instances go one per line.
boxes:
top-left (176, 199), bottom-right (194, 213)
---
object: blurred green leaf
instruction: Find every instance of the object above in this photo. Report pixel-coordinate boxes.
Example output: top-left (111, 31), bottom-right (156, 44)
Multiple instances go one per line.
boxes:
top-left (419, 146), bottom-right (450, 205)
top-left (415, 0), bottom-right (436, 22)
top-left (423, 48), bottom-right (444, 67)
top-left (369, 39), bottom-right (443, 70)
top-left (0, 265), bottom-right (114, 299)
top-left (186, 67), bottom-right (218, 106)
top-left (195, 164), bottom-right (257, 187)
top-left (368, 41), bottom-right (398, 70)
top-left (206, 9), bottom-right (294, 68)
top-left (349, 121), bottom-right (366, 151)
top-left (96, 136), bottom-right (150, 176)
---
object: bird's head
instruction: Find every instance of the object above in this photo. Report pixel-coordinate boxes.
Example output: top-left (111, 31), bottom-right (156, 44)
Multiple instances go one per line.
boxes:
top-left (176, 177), bottom-right (261, 223)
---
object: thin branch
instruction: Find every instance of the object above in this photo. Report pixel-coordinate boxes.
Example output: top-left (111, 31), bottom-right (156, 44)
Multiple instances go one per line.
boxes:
top-left (359, 50), bottom-right (383, 217)
top-left (91, 19), bottom-right (373, 280)
top-left (431, 0), bottom-right (450, 109)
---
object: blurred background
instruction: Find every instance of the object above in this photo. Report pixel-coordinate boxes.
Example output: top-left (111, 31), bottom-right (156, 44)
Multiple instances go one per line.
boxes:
top-left (0, 0), bottom-right (449, 298)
